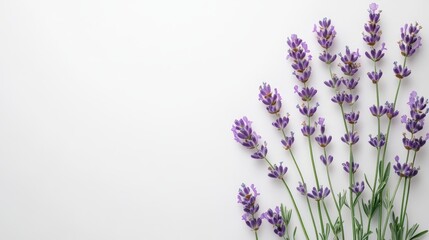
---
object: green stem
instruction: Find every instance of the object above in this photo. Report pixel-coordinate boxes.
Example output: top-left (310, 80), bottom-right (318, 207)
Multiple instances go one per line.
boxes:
top-left (322, 201), bottom-right (338, 240)
top-left (381, 177), bottom-right (403, 239)
top-left (289, 149), bottom-right (319, 240)
top-left (281, 179), bottom-right (310, 240)
top-left (401, 151), bottom-right (417, 227)
top-left (324, 148), bottom-right (345, 240)
top-left (255, 230), bottom-right (259, 240)
top-left (398, 149), bottom-right (411, 229)
top-left (349, 145), bottom-right (356, 240)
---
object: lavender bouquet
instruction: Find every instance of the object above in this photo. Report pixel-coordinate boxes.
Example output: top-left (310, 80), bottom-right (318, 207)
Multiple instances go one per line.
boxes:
top-left (232, 3), bottom-right (427, 240)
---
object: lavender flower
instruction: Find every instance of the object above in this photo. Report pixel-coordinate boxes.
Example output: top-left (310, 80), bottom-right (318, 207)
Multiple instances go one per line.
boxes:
top-left (281, 132), bottom-right (295, 150)
top-left (385, 102), bottom-right (399, 119)
top-left (351, 181), bottom-right (365, 194)
top-left (342, 161), bottom-right (359, 173)
top-left (341, 132), bottom-right (360, 145)
top-left (242, 213), bottom-right (263, 231)
top-left (369, 134), bottom-right (386, 149)
top-left (301, 122), bottom-right (316, 136)
top-left (345, 111), bottom-right (360, 124)
top-left (259, 83), bottom-right (282, 114)
top-left (342, 78), bottom-right (359, 90)
top-left (367, 70), bottom-right (383, 83)
top-left (393, 62), bottom-right (411, 79)
top-left (324, 75), bottom-right (341, 89)
top-left (320, 154), bottom-right (334, 166)
top-left (251, 142), bottom-right (268, 159)
top-left (287, 34), bottom-right (312, 83)
top-left (232, 117), bottom-right (260, 149)
top-left (399, 23), bottom-right (422, 57)
top-left (363, 3), bottom-right (382, 46)
top-left (297, 103), bottom-right (319, 117)
top-left (402, 134), bottom-right (429, 152)
top-left (393, 156), bottom-right (419, 178)
top-left (238, 183), bottom-right (263, 231)
top-left (294, 85), bottom-right (317, 102)
top-left (296, 182), bottom-right (307, 195)
top-left (314, 18), bottom-right (337, 64)
top-left (268, 162), bottom-right (288, 179)
top-left (262, 207), bottom-right (286, 237)
top-left (307, 186), bottom-right (330, 201)
top-left (365, 43), bottom-right (386, 62)
top-left (369, 105), bottom-right (387, 117)
top-left (339, 47), bottom-right (361, 76)
top-left (272, 115), bottom-right (290, 130)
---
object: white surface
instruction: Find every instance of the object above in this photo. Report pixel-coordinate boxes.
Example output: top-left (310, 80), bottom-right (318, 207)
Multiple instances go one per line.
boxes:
top-left (0, 0), bottom-right (428, 239)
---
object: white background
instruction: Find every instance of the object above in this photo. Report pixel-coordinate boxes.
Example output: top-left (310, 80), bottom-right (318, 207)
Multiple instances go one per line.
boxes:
top-left (0, 0), bottom-right (428, 239)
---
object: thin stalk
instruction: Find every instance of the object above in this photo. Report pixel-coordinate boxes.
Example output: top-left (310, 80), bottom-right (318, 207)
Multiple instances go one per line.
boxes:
top-left (381, 176), bottom-right (403, 238)
top-left (398, 149), bottom-right (411, 228)
top-left (349, 145), bottom-right (356, 240)
top-left (401, 151), bottom-right (417, 227)
top-left (324, 148), bottom-right (345, 240)
top-left (254, 231), bottom-right (259, 240)
top-left (322, 201), bottom-right (338, 240)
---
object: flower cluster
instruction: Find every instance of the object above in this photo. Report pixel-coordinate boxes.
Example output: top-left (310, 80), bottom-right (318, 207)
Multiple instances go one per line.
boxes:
top-left (307, 186), bottom-right (330, 201)
top-left (393, 156), bottom-right (419, 178)
top-left (399, 23), bottom-right (422, 57)
top-left (314, 18), bottom-right (337, 64)
top-left (401, 91), bottom-right (429, 151)
top-left (237, 184), bottom-right (262, 231)
top-left (262, 207), bottom-right (286, 237)
top-left (287, 34), bottom-right (312, 83)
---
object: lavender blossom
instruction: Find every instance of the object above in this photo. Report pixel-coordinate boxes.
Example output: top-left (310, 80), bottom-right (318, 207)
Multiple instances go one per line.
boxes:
top-left (363, 3), bottom-right (382, 46)
top-left (307, 186), bottom-right (331, 201)
top-left (342, 161), bottom-right (359, 173)
top-left (365, 43), bottom-right (386, 62)
top-left (242, 213), bottom-right (263, 231)
top-left (369, 134), bottom-right (386, 149)
top-left (262, 207), bottom-right (286, 237)
top-left (232, 117), bottom-right (260, 149)
top-left (297, 103), bottom-right (319, 117)
top-left (345, 111), bottom-right (360, 124)
top-left (287, 34), bottom-right (312, 83)
top-left (272, 115), bottom-right (290, 130)
top-left (369, 105), bottom-right (387, 117)
top-left (320, 154), bottom-right (334, 166)
top-left (238, 183), bottom-right (263, 231)
top-left (268, 162), bottom-right (288, 179)
top-left (301, 123), bottom-right (316, 136)
top-left (399, 23), bottom-right (422, 57)
top-left (402, 134), bottom-right (429, 152)
top-left (324, 75), bottom-right (342, 89)
top-left (342, 78), bottom-right (359, 90)
top-left (251, 142), bottom-right (268, 159)
top-left (281, 132), bottom-right (295, 150)
top-left (296, 182), bottom-right (307, 195)
top-left (339, 47), bottom-right (361, 76)
top-left (314, 18), bottom-right (337, 64)
top-left (259, 83), bottom-right (282, 114)
top-left (385, 102), bottom-right (399, 119)
top-left (393, 156), bottom-right (419, 178)
top-left (393, 62), bottom-right (411, 79)
top-left (351, 181), bottom-right (365, 194)
top-left (367, 70), bottom-right (383, 83)
top-left (294, 85), bottom-right (317, 102)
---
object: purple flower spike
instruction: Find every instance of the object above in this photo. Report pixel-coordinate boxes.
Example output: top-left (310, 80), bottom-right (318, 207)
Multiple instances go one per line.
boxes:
top-left (385, 102), bottom-right (399, 119)
top-left (339, 47), bottom-right (361, 76)
top-left (307, 186), bottom-right (330, 201)
top-left (393, 156), bottom-right (419, 178)
top-left (363, 3), bottom-right (382, 46)
top-left (281, 132), bottom-right (295, 150)
top-left (369, 105), bottom-right (387, 117)
top-left (287, 34), bottom-right (313, 83)
top-left (301, 123), bottom-right (316, 137)
top-left (369, 134), bottom-right (386, 149)
top-left (367, 70), bottom-right (383, 83)
top-left (319, 51), bottom-right (337, 64)
top-left (242, 213), bottom-right (263, 231)
top-left (365, 43), bottom-right (386, 61)
top-left (251, 142), bottom-right (268, 159)
top-left (268, 162), bottom-right (288, 179)
top-left (399, 22), bottom-right (422, 57)
top-left (320, 154), bottom-right (334, 166)
top-left (232, 117), bottom-right (260, 149)
top-left (393, 62), bottom-right (411, 79)
top-left (238, 183), bottom-right (260, 215)
top-left (262, 207), bottom-right (286, 237)
top-left (272, 115), bottom-right (290, 130)
top-left (259, 83), bottom-right (282, 114)
top-left (342, 161), bottom-right (359, 173)
top-left (314, 17), bottom-right (337, 49)
top-left (344, 93), bottom-right (359, 105)
top-left (341, 132), bottom-right (360, 145)
top-left (295, 86), bottom-right (318, 101)
top-left (297, 182), bottom-right (307, 195)
top-left (345, 111), bottom-right (360, 124)
top-left (315, 134), bottom-right (332, 148)
top-left (351, 181), bottom-right (365, 194)
top-left (403, 134), bottom-right (429, 151)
